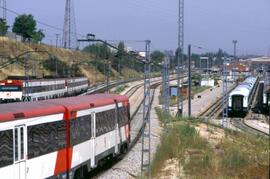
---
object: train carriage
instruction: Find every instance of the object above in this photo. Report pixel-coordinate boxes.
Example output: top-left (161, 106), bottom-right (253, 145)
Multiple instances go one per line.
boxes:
top-left (0, 94), bottom-right (130, 179)
top-left (0, 80), bottom-right (23, 102)
top-left (66, 77), bottom-right (89, 95)
top-left (228, 77), bottom-right (258, 117)
top-left (0, 77), bottom-right (89, 103)
top-left (24, 78), bottom-right (66, 101)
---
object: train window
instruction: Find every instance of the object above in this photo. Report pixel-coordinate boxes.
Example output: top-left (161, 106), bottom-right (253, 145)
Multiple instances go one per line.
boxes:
top-left (96, 109), bottom-right (115, 137)
top-left (70, 115), bottom-right (91, 146)
top-left (0, 86), bottom-right (22, 92)
top-left (0, 130), bottom-right (13, 168)
top-left (15, 129), bottom-right (18, 161)
top-left (27, 120), bottom-right (66, 159)
top-left (119, 107), bottom-right (129, 126)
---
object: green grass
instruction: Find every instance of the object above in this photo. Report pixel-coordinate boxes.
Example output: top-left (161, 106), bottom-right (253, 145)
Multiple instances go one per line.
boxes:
top-left (151, 117), bottom-right (270, 178)
top-left (113, 85), bottom-right (128, 93)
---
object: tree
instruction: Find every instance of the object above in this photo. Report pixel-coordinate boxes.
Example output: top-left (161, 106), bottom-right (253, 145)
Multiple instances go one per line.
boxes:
top-left (0, 18), bottom-right (9, 36)
top-left (31, 30), bottom-right (45, 43)
top-left (115, 41), bottom-right (125, 73)
top-left (12, 14), bottom-right (45, 42)
top-left (13, 14), bottom-right (36, 41)
top-left (83, 43), bottom-right (111, 59)
top-left (151, 50), bottom-right (164, 64)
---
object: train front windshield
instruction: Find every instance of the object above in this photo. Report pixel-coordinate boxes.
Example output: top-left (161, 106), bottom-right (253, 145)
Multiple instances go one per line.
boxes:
top-left (0, 86), bottom-right (22, 92)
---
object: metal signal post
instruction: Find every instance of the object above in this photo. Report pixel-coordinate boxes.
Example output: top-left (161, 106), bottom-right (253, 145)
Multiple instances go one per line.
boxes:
top-left (162, 56), bottom-right (170, 130)
top-left (222, 58), bottom-right (228, 126)
top-left (141, 40), bottom-right (151, 178)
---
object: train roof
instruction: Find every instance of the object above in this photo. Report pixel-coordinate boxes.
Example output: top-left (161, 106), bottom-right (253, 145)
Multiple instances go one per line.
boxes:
top-left (47, 94), bottom-right (129, 111)
top-left (2, 76), bottom-right (88, 83)
top-left (229, 76), bottom-right (257, 97)
top-left (0, 94), bottom-right (128, 122)
top-left (0, 102), bottom-right (65, 122)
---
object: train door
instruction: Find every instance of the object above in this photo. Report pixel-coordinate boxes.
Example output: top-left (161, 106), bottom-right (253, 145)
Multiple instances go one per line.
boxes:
top-left (232, 95), bottom-right (243, 111)
top-left (14, 126), bottom-right (27, 179)
top-left (91, 112), bottom-right (96, 167)
top-left (114, 106), bottom-right (119, 154)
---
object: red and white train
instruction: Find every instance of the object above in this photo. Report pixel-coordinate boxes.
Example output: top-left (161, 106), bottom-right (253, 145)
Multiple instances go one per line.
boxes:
top-left (0, 77), bottom-right (89, 103)
top-left (0, 94), bottom-right (130, 179)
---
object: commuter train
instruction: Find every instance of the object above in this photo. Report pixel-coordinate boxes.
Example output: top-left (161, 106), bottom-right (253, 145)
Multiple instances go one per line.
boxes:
top-left (0, 94), bottom-right (130, 179)
top-left (0, 77), bottom-right (89, 103)
top-left (228, 76), bottom-right (258, 117)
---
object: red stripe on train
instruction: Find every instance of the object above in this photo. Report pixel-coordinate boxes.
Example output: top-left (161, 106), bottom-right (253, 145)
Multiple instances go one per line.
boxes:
top-left (54, 147), bottom-right (73, 175)
top-left (54, 111), bottom-right (77, 175)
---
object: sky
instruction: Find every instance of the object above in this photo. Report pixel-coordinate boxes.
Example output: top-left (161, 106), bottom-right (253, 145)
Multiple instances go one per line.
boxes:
top-left (4, 0), bottom-right (270, 55)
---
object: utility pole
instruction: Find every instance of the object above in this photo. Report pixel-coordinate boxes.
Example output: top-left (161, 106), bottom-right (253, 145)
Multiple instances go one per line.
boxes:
top-left (56, 34), bottom-right (60, 48)
top-left (177, 0), bottom-right (184, 117)
top-left (162, 56), bottom-right (170, 130)
top-left (188, 45), bottom-right (191, 117)
top-left (23, 55), bottom-right (30, 102)
top-left (233, 40), bottom-right (237, 61)
top-left (232, 40), bottom-right (237, 81)
top-left (105, 41), bottom-right (110, 93)
top-left (141, 40), bottom-right (151, 178)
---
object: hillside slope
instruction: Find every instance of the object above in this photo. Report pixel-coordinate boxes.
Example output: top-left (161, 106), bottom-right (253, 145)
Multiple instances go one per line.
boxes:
top-left (0, 37), bottom-right (141, 83)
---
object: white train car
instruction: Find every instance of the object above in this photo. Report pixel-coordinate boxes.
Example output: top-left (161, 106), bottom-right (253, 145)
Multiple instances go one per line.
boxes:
top-left (0, 80), bottom-right (23, 102)
top-left (66, 77), bottom-right (89, 95)
top-left (0, 94), bottom-right (130, 179)
top-left (228, 76), bottom-right (258, 116)
top-left (0, 77), bottom-right (89, 103)
top-left (24, 78), bottom-right (66, 101)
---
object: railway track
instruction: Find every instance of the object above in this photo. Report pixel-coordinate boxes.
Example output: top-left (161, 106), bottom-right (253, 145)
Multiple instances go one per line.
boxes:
top-left (199, 85), bottom-right (236, 118)
top-left (199, 97), bottom-right (224, 118)
top-left (229, 118), bottom-right (269, 137)
top-left (88, 77), bottom-right (176, 178)
top-left (199, 82), bottom-right (269, 137)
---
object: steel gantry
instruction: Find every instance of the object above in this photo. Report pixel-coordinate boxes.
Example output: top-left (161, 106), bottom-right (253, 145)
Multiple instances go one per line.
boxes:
top-left (141, 40), bottom-right (151, 178)
top-left (177, 0), bottom-right (184, 117)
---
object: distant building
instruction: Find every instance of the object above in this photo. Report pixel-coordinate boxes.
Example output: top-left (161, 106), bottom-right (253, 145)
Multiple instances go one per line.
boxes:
top-left (169, 81), bottom-right (188, 97)
top-left (139, 52), bottom-right (146, 57)
top-left (227, 62), bottom-right (250, 81)
top-left (200, 57), bottom-right (213, 70)
top-left (200, 78), bottom-right (215, 87)
top-left (6, 32), bottom-right (23, 42)
top-left (248, 57), bottom-right (270, 70)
